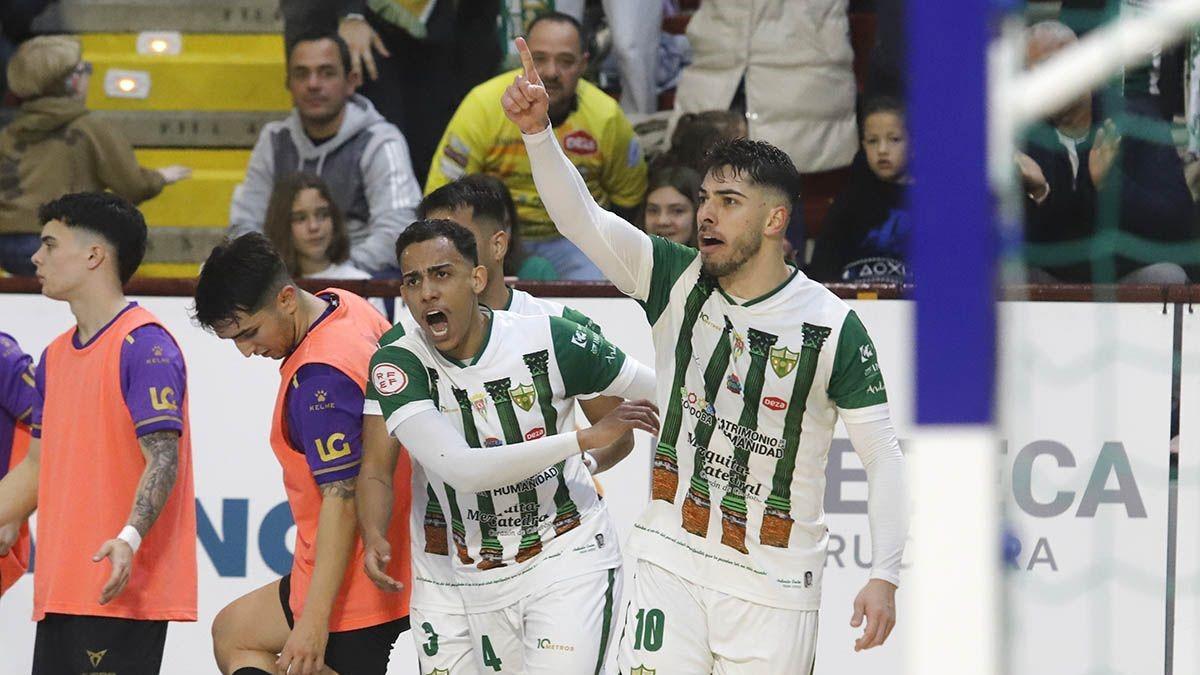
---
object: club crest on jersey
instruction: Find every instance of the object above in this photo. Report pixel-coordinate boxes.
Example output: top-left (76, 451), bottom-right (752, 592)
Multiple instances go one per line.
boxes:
top-left (769, 346), bottom-right (800, 378)
top-left (427, 669), bottom-right (450, 675)
top-left (630, 667), bottom-right (656, 675)
top-left (470, 392), bottom-right (489, 419)
top-left (731, 332), bottom-right (746, 359)
top-left (372, 363), bottom-right (408, 395)
top-left (725, 372), bottom-right (742, 395)
top-left (511, 383), bottom-right (537, 411)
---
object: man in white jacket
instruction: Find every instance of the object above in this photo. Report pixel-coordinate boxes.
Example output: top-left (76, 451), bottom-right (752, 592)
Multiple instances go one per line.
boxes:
top-left (228, 30), bottom-right (421, 273)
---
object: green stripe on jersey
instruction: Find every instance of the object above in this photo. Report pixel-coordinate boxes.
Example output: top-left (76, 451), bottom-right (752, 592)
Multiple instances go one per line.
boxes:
top-left (719, 328), bottom-right (779, 517)
top-left (655, 275), bottom-right (717, 467)
top-left (761, 323), bottom-right (830, 547)
top-left (453, 386), bottom-right (503, 567)
top-left (484, 378), bottom-right (543, 558)
top-left (523, 350), bottom-right (580, 534)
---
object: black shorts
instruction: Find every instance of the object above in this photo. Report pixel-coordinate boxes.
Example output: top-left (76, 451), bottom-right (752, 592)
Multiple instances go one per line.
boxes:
top-left (278, 574), bottom-right (409, 674)
top-left (32, 612), bottom-right (168, 674)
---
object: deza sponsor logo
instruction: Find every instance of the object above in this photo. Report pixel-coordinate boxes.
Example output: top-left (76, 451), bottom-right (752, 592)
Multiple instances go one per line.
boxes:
top-left (822, 438), bottom-right (1149, 573)
top-left (563, 130), bottom-right (598, 155)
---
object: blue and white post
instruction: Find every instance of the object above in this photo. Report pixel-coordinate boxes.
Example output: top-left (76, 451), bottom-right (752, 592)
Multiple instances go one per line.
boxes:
top-left (905, 0), bottom-right (1002, 673)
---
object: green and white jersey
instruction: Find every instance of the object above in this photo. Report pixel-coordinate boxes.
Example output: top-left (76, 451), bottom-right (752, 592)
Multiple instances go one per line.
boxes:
top-left (368, 309), bottom-right (632, 612)
top-left (631, 238), bottom-right (887, 611)
top-left (504, 287), bottom-right (602, 334)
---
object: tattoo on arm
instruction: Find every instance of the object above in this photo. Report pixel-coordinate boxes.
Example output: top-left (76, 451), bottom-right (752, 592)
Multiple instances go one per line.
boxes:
top-left (320, 477), bottom-right (357, 499)
top-left (130, 430), bottom-right (180, 536)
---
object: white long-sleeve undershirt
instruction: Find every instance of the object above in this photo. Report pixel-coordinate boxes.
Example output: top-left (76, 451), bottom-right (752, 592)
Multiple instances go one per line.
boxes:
top-left (366, 360), bottom-right (657, 494)
top-left (840, 403), bottom-right (909, 586)
top-left (523, 125), bottom-right (654, 301)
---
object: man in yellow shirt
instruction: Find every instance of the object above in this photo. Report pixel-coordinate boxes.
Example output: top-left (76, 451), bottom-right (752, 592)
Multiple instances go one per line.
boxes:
top-left (427, 11), bottom-right (647, 280)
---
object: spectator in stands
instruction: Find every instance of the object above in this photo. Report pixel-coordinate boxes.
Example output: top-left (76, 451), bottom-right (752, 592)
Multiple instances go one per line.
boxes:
top-left (662, 110), bottom-right (747, 172)
top-left (419, 175), bottom-right (558, 305)
top-left (0, 36), bottom-right (189, 277)
top-left (555, 0), bottom-right (662, 115)
top-left (671, 0), bottom-right (858, 173)
top-left (279, 0), bottom-right (502, 185)
top-left (642, 164), bottom-right (700, 247)
top-left (262, 172), bottom-right (388, 317)
top-left (263, 172), bottom-right (365, 280)
top-left (1019, 21), bottom-right (1197, 284)
top-left (228, 30), bottom-right (421, 274)
top-left (809, 96), bottom-right (911, 284)
top-left (426, 12), bottom-right (647, 280)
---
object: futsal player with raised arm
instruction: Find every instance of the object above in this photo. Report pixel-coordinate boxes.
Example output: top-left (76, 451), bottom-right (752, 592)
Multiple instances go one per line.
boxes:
top-left (505, 38), bottom-right (910, 672)
top-left (193, 233), bottom-right (409, 675)
top-left (0, 192), bottom-right (196, 673)
top-left (357, 218), bottom-right (659, 673)
top-left (0, 332), bottom-right (40, 597)
top-left (356, 181), bottom-right (634, 674)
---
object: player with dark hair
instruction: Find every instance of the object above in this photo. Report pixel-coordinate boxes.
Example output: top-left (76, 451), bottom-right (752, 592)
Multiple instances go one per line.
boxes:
top-left (0, 191), bottom-right (197, 673)
top-left (193, 232), bottom-right (408, 675)
top-left (506, 40), bottom-right (910, 672)
top-left (420, 175), bottom-right (594, 326)
top-left (358, 218), bottom-right (659, 672)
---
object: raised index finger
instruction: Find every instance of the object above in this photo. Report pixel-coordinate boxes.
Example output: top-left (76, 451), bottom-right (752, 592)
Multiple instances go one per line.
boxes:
top-left (514, 37), bottom-right (542, 85)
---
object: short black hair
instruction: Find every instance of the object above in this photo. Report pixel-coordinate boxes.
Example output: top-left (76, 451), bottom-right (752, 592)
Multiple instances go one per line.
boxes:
top-left (287, 29), bottom-right (352, 77)
top-left (193, 233), bottom-right (291, 330)
top-left (702, 139), bottom-right (802, 210)
top-left (39, 192), bottom-right (147, 284)
top-left (526, 11), bottom-right (589, 54)
top-left (419, 175), bottom-right (517, 233)
top-left (395, 219), bottom-right (479, 269)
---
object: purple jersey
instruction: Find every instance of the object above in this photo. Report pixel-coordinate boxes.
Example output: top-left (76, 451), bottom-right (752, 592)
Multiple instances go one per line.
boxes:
top-left (32, 303), bottom-right (187, 439)
top-left (0, 332), bottom-right (39, 477)
top-left (282, 294), bottom-right (363, 485)
top-left (285, 363), bottom-right (365, 485)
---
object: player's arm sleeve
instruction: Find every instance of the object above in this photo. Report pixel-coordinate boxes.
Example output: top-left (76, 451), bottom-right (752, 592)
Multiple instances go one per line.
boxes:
top-left (227, 128), bottom-right (276, 237)
top-left (367, 344), bottom-right (586, 492)
top-left (525, 125), bottom-right (699, 323)
top-left (120, 326), bottom-right (187, 437)
top-left (29, 349), bottom-right (45, 439)
top-left (354, 132), bottom-right (422, 271)
top-left (601, 112), bottom-right (648, 210)
top-left (560, 305), bottom-right (603, 334)
top-left (827, 311), bottom-right (888, 409)
top-left (0, 335), bottom-right (38, 426)
top-left (548, 316), bottom-right (653, 400)
top-left (288, 364), bottom-right (366, 484)
top-left (425, 93), bottom-right (489, 193)
top-left (840, 404), bottom-right (908, 587)
top-left (522, 125), bottom-right (654, 298)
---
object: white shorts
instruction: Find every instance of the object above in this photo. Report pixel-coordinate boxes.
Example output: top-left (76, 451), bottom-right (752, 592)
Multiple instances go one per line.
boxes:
top-left (617, 560), bottom-right (818, 674)
top-left (411, 605), bottom-right (481, 674)
top-left (465, 566), bottom-right (623, 674)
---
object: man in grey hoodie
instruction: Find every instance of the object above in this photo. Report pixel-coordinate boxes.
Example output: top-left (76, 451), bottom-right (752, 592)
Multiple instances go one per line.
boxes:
top-left (228, 30), bottom-right (421, 274)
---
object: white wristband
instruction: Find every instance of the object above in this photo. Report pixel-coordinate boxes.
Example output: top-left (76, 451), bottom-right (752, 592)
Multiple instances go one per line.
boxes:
top-left (582, 451), bottom-right (598, 473)
top-left (117, 525), bottom-right (142, 554)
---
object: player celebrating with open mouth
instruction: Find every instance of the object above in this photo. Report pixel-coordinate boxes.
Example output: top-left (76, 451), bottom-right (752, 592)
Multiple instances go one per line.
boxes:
top-left (506, 37), bottom-right (910, 673)
top-left (357, 218), bottom-right (658, 673)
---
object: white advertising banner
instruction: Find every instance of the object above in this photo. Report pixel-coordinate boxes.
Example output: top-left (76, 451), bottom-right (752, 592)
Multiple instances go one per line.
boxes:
top-left (1000, 302), bottom-right (1173, 675)
top-left (0, 295), bottom-right (1177, 674)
